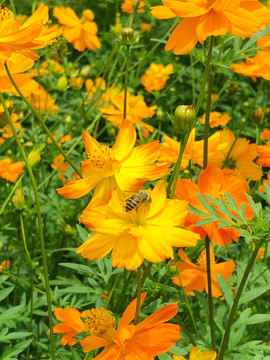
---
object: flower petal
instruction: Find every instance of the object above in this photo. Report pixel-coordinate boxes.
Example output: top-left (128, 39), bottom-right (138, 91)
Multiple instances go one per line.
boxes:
top-left (76, 234), bottom-right (115, 260)
top-left (112, 234), bottom-right (144, 270)
top-left (80, 335), bottom-right (110, 352)
top-left (113, 119), bottom-right (136, 162)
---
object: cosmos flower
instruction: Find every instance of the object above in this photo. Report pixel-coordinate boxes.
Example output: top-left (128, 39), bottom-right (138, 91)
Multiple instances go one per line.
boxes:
top-left (28, 86), bottom-right (58, 114)
top-left (151, 0), bottom-right (270, 55)
top-left (53, 7), bottom-right (101, 52)
top-left (261, 128), bottom-right (270, 140)
top-left (141, 63), bottom-right (174, 92)
top-left (175, 165), bottom-right (254, 246)
top-left (99, 88), bottom-right (156, 133)
top-left (57, 119), bottom-right (169, 206)
top-left (171, 246), bottom-right (236, 297)
top-left (256, 142), bottom-right (270, 167)
top-left (51, 154), bottom-right (79, 183)
top-left (77, 181), bottom-right (200, 270)
top-left (121, 0), bottom-right (145, 14)
top-left (52, 294), bottom-right (180, 359)
top-left (173, 345), bottom-right (217, 360)
top-left (231, 50), bottom-right (270, 80)
top-left (200, 111), bottom-right (231, 128)
top-left (0, 53), bottom-right (39, 96)
top-left (0, 157), bottom-right (24, 182)
top-left (0, 3), bottom-right (63, 59)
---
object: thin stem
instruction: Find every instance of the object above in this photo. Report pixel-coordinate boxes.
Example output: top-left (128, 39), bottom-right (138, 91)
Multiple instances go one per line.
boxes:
top-left (0, 174), bottom-right (24, 216)
top-left (123, 45), bottom-right (131, 120)
top-left (195, 37), bottom-right (214, 115)
top-left (4, 62), bottom-right (82, 178)
top-left (134, 266), bottom-right (142, 325)
top-left (0, 92), bottom-right (56, 359)
top-left (218, 237), bottom-right (266, 360)
top-left (222, 79), bottom-right (264, 168)
top-left (205, 237), bottom-right (216, 350)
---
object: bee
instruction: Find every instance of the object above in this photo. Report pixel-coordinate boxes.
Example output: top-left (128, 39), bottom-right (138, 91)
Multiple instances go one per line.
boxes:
top-left (125, 190), bottom-right (151, 212)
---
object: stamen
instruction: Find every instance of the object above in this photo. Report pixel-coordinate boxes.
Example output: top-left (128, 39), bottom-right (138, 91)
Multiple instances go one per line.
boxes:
top-left (82, 308), bottom-right (116, 342)
top-left (0, 7), bottom-right (14, 21)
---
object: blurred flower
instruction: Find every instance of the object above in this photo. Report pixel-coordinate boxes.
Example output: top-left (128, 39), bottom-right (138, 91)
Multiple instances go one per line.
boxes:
top-left (99, 88), bottom-right (156, 133)
top-left (256, 142), bottom-right (270, 167)
top-left (57, 119), bottom-right (169, 206)
top-left (0, 53), bottom-right (39, 96)
top-left (53, 7), bottom-right (101, 51)
top-left (141, 63), bottom-right (174, 92)
top-left (261, 128), bottom-right (270, 140)
top-left (77, 181), bottom-right (199, 270)
top-left (0, 102), bottom-right (25, 144)
top-left (256, 247), bottom-right (266, 259)
top-left (201, 112), bottom-right (231, 128)
top-left (211, 93), bottom-right (219, 103)
top-left (258, 172), bottom-right (270, 193)
top-left (52, 307), bottom-right (86, 346)
top-left (28, 86), bottom-right (58, 114)
top-left (51, 154), bottom-right (79, 183)
top-left (53, 294), bottom-right (180, 358)
top-left (1, 259), bottom-right (10, 269)
top-left (151, 1), bottom-right (270, 55)
top-left (35, 59), bottom-right (65, 76)
top-left (0, 157), bottom-right (24, 182)
top-left (70, 76), bottom-right (84, 88)
top-left (172, 246), bottom-right (235, 297)
top-left (47, 133), bottom-right (71, 146)
top-left (140, 22), bottom-right (152, 32)
top-left (208, 129), bottom-right (262, 181)
top-left (121, 0), bottom-right (145, 14)
top-left (175, 165), bottom-right (254, 246)
top-left (85, 77), bottom-right (107, 103)
top-left (0, 3), bottom-right (63, 59)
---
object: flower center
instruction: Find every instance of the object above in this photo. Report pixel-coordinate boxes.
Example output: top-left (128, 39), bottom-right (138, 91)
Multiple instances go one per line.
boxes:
top-left (88, 144), bottom-right (116, 168)
top-left (224, 158), bottom-right (236, 170)
top-left (82, 308), bottom-right (116, 343)
top-left (197, 249), bottom-right (215, 272)
top-left (216, 191), bottom-right (229, 204)
top-left (0, 7), bottom-right (14, 21)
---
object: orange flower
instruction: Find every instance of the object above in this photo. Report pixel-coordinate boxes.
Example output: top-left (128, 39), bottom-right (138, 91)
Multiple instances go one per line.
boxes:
top-left (99, 88), bottom-right (156, 133)
top-left (28, 86), bottom-right (58, 114)
top-left (121, 0), bottom-right (145, 14)
top-left (231, 50), bottom-right (270, 80)
top-left (0, 157), bottom-right (24, 182)
top-left (51, 154), bottom-right (79, 183)
top-left (258, 172), bottom-right (270, 193)
top-left (78, 182), bottom-right (199, 270)
top-left (173, 345), bottom-right (217, 360)
top-left (201, 111), bottom-right (231, 128)
top-left (47, 133), bottom-right (72, 146)
top-left (208, 129), bottom-right (262, 181)
top-left (261, 128), bottom-right (270, 140)
top-left (53, 294), bottom-right (180, 358)
top-left (172, 246), bottom-right (235, 297)
top-left (53, 7), bottom-right (101, 52)
top-left (52, 308), bottom-right (86, 346)
top-left (175, 165), bottom-right (254, 246)
top-left (151, 1), bottom-right (270, 55)
top-left (141, 63), bottom-right (174, 92)
top-left (85, 77), bottom-right (107, 104)
top-left (0, 3), bottom-right (63, 59)
top-left (140, 23), bottom-right (152, 32)
top-left (57, 119), bottom-right (169, 206)
top-left (0, 112), bottom-right (24, 144)
top-left (158, 129), bottom-right (228, 168)
top-left (256, 142), bottom-right (270, 167)
top-left (0, 53), bottom-right (39, 96)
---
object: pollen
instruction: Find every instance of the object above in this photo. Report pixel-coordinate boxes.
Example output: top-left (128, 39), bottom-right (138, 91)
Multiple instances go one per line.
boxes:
top-left (0, 7), bottom-right (14, 21)
top-left (216, 191), bottom-right (229, 204)
top-left (82, 308), bottom-right (116, 342)
top-left (87, 144), bottom-right (115, 168)
top-left (197, 249), bottom-right (215, 272)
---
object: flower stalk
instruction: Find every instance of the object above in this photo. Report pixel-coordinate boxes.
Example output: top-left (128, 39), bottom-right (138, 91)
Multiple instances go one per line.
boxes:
top-left (134, 265), bottom-right (142, 325)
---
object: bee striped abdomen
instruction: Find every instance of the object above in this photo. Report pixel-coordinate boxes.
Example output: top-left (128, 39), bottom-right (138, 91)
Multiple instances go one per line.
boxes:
top-left (126, 195), bottom-right (140, 212)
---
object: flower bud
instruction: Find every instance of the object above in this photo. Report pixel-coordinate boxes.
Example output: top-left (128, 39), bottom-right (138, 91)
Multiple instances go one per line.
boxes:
top-left (28, 144), bottom-right (45, 168)
top-left (121, 27), bottom-right (136, 45)
top-left (12, 189), bottom-right (24, 210)
top-left (174, 105), bottom-right (196, 135)
top-left (56, 76), bottom-right (68, 91)
top-left (228, 82), bottom-right (239, 98)
top-left (64, 224), bottom-right (74, 236)
top-left (252, 108), bottom-right (264, 125)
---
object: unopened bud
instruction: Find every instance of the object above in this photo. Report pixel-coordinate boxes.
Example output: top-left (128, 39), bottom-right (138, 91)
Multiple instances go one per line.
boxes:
top-left (121, 27), bottom-right (135, 44)
top-left (64, 224), bottom-right (74, 236)
top-left (12, 189), bottom-right (24, 210)
top-left (56, 76), bottom-right (68, 91)
top-left (252, 108), bottom-right (264, 125)
top-left (28, 144), bottom-right (45, 168)
top-left (228, 82), bottom-right (239, 98)
top-left (174, 105), bottom-right (196, 135)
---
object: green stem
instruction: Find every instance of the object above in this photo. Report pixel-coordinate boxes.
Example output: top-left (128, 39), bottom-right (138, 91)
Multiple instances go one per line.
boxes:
top-left (168, 134), bottom-right (188, 198)
top-left (0, 174), bottom-right (24, 216)
top-left (205, 237), bottom-right (216, 350)
top-left (134, 266), bottom-right (142, 325)
top-left (83, 351), bottom-right (92, 360)
top-left (0, 92), bottom-right (56, 360)
top-left (218, 237), bottom-right (266, 360)
top-left (4, 62), bottom-right (82, 179)
top-left (195, 37), bottom-right (214, 115)
top-left (123, 45), bottom-right (131, 120)
top-left (222, 79), bottom-right (264, 169)
top-left (105, 273), bottom-right (121, 309)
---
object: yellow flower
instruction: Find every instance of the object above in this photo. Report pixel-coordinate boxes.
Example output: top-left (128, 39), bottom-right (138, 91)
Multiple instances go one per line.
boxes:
top-left (141, 63), bottom-right (174, 92)
top-left (77, 181), bottom-right (200, 270)
top-left (189, 346), bottom-right (217, 360)
top-left (201, 111), bottom-right (231, 128)
top-left (53, 7), bottom-right (101, 52)
top-left (0, 157), bottom-right (24, 182)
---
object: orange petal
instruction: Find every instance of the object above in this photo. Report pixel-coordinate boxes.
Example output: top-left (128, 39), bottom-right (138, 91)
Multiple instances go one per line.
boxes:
top-left (119, 293), bottom-right (147, 327)
top-left (80, 335), bottom-right (110, 352)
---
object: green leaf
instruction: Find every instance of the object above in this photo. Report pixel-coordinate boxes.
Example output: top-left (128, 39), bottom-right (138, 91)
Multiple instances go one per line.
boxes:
top-left (217, 274), bottom-right (233, 309)
top-left (264, 183), bottom-right (270, 203)
top-left (233, 314), bottom-right (270, 329)
top-left (76, 224), bottom-right (91, 242)
top-left (0, 339), bottom-right (32, 359)
top-left (198, 193), bottom-right (217, 216)
top-left (239, 285), bottom-right (270, 305)
top-left (189, 204), bottom-right (210, 217)
top-left (0, 287), bottom-right (14, 302)
top-left (59, 263), bottom-right (92, 276)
